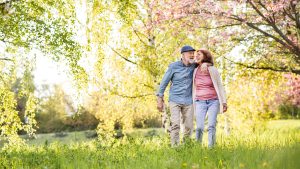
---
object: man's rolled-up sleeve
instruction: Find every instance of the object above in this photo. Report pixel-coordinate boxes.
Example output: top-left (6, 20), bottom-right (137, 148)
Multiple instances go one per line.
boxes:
top-left (156, 65), bottom-right (173, 97)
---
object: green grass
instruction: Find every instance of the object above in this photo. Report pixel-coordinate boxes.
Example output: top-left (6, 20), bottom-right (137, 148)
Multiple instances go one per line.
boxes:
top-left (24, 130), bottom-right (96, 146)
top-left (266, 119), bottom-right (300, 131)
top-left (0, 120), bottom-right (299, 169)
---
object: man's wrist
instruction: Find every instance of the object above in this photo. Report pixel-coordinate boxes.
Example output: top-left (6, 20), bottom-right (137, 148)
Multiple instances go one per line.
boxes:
top-left (156, 93), bottom-right (164, 98)
top-left (157, 96), bottom-right (164, 102)
top-left (157, 96), bottom-right (164, 100)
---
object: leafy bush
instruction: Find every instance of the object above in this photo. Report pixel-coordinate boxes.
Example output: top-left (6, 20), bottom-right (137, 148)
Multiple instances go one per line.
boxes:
top-left (277, 104), bottom-right (300, 119)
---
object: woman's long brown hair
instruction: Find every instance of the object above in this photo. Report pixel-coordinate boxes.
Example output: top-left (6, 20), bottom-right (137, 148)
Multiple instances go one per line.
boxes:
top-left (197, 49), bottom-right (214, 65)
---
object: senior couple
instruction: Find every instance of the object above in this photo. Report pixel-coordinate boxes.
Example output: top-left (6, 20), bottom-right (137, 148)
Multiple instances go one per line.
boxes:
top-left (156, 45), bottom-right (227, 148)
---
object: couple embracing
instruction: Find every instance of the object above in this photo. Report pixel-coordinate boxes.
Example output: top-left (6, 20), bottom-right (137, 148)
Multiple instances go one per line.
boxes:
top-left (156, 45), bottom-right (227, 148)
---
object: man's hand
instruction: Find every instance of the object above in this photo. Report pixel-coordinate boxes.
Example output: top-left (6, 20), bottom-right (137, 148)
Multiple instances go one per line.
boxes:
top-left (157, 97), bottom-right (164, 112)
top-left (223, 103), bottom-right (228, 113)
top-left (200, 62), bottom-right (212, 72)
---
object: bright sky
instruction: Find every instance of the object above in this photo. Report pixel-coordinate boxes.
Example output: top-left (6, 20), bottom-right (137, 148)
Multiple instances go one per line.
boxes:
top-left (34, 53), bottom-right (73, 95)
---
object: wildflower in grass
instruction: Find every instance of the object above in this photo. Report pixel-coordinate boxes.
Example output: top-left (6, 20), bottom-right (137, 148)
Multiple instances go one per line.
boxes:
top-left (218, 159), bottom-right (223, 167)
top-left (182, 162), bottom-right (187, 167)
top-left (262, 161), bottom-right (268, 167)
top-left (192, 163), bottom-right (199, 169)
top-left (239, 163), bottom-right (245, 168)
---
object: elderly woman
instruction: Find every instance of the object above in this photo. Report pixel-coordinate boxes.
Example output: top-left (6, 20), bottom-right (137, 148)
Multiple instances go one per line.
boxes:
top-left (193, 49), bottom-right (227, 148)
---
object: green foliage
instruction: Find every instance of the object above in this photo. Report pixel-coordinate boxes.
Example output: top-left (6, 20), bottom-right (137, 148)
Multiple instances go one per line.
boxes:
top-left (0, 0), bottom-right (89, 144)
top-left (22, 94), bottom-right (37, 136)
top-left (224, 70), bottom-right (288, 132)
top-left (0, 0), bottom-right (78, 55)
top-left (113, 0), bottom-right (138, 24)
top-left (36, 85), bottom-right (69, 133)
top-left (0, 89), bottom-right (22, 140)
top-left (36, 85), bottom-right (98, 133)
top-left (63, 110), bottom-right (98, 131)
top-left (277, 104), bottom-right (300, 119)
top-left (0, 0), bottom-right (88, 87)
top-left (0, 59), bottom-right (37, 147)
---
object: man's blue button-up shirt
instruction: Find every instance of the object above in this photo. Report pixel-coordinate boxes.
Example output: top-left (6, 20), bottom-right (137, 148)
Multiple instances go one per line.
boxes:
top-left (157, 60), bottom-right (197, 105)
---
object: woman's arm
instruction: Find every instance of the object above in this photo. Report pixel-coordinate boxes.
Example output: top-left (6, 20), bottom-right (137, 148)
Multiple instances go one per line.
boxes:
top-left (215, 69), bottom-right (228, 112)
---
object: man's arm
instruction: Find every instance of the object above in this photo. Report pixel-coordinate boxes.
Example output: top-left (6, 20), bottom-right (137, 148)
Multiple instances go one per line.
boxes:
top-left (156, 65), bottom-right (173, 112)
top-left (157, 64), bottom-right (173, 97)
top-left (200, 62), bottom-right (213, 72)
top-left (193, 62), bottom-right (213, 72)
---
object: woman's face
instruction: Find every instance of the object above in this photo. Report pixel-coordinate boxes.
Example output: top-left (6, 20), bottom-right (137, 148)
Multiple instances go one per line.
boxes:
top-left (195, 51), bottom-right (204, 63)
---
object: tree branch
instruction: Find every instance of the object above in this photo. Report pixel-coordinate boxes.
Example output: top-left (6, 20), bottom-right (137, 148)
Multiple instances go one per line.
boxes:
top-left (0, 57), bottom-right (13, 61)
top-left (0, 0), bottom-right (13, 6)
top-left (224, 56), bottom-right (300, 75)
top-left (131, 26), bottom-right (148, 46)
top-left (0, 37), bottom-right (31, 48)
top-left (290, 1), bottom-right (300, 30)
top-left (248, 0), bottom-right (272, 23)
top-left (257, 0), bottom-right (268, 12)
top-left (140, 83), bottom-right (155, 90)
top-left (188, 23), bottom-right (242, 30)
top-left (283, 7), bottom-right (296, 22)
top-left (231, 15), bottom-right (298, 55)
top-left (106, 44), bottom-right (137, 65)
top-left (113, 93), bottom-right (153, 99)
top-left (248, 1), bottom-right (300, 55)
top-left (245, 22), bottom-right (288, 47)
top-left (191, 2), bottom-right (300, 57)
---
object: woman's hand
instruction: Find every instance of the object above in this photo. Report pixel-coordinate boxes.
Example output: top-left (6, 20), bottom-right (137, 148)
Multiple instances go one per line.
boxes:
top-left (223, 103), bottom-right (228, 113)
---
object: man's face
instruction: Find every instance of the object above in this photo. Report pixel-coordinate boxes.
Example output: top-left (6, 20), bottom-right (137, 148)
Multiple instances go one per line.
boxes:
top-left (182, 51), bottom-right (195, 64)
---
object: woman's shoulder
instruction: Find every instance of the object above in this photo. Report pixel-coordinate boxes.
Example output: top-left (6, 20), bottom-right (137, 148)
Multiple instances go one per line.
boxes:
top-left (208, 66), bottom-right (221, 77)
top-left (208, 66), bottom-right (219, 72)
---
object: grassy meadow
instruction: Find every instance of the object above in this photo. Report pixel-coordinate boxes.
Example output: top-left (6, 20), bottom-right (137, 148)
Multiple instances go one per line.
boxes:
top-left (0, 120), bottom-right (299, 169)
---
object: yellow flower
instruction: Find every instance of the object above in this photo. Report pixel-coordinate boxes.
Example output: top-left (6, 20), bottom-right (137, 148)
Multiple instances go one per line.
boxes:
top-left (182, 162), bottom-right (187, 167)
top-left (239, 163), bottom-right (245, 168)
top-left (192, 163), bottom-right (199, 169)
top-left (262, 161), bottom-right (268, 167)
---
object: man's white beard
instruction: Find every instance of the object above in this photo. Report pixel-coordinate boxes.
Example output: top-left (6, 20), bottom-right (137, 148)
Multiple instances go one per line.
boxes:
top-left (194, 59), bottom-right (200, 63)
top-left (189, 59), bottom-right (195, 64)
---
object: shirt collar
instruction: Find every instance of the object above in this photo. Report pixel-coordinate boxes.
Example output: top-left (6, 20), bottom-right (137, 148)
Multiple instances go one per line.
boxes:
top-left (180, 58), bottom-right (192, 67)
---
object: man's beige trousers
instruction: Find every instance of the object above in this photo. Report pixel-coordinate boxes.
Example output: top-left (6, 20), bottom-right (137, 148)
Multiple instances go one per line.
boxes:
top-left (169, 102), bottom-right (194, 146)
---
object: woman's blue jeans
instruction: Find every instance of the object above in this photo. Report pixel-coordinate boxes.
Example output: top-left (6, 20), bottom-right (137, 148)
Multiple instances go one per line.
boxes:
top-left (195, 99), bottom-right (220, 147)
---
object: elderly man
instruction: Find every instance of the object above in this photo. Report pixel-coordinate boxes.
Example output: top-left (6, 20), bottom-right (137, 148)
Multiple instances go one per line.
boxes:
top-left (156, 45), bottom-right (208, 146)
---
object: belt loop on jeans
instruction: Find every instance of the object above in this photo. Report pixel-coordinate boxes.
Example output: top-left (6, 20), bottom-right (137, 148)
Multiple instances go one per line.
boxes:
top-left (195, 99), bottom-right (209, 103)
